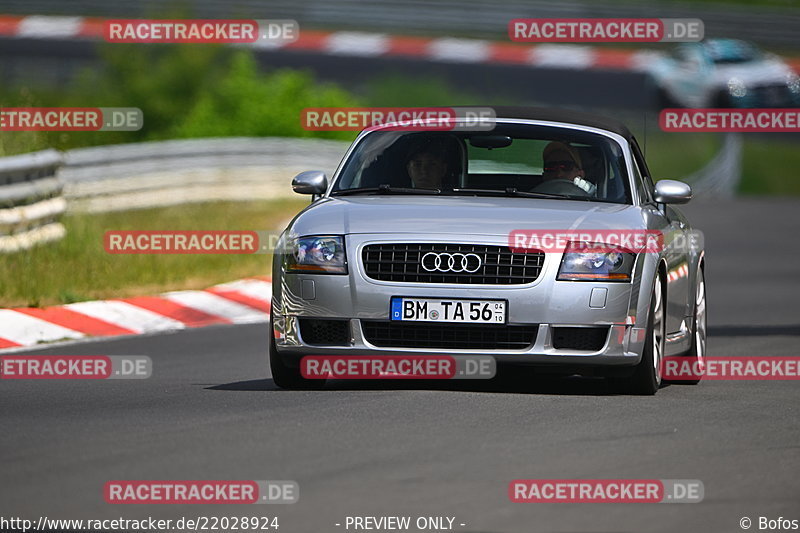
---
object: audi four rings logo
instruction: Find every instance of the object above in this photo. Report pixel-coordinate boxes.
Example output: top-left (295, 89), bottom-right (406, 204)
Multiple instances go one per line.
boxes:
top-left (421, 252), bottom-right (482, 273)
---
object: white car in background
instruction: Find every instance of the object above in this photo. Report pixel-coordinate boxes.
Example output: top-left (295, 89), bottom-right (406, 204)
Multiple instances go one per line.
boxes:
top-left (648, 39), bottom-right (800, 108)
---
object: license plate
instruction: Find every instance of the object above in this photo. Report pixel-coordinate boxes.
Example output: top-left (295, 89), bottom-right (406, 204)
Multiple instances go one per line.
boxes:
top-left (390, 297), bottom-right (506, 324)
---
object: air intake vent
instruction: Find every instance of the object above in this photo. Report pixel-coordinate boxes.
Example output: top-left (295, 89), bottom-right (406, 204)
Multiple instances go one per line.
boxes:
top-left (299, 318), bottom-right (351, 346)
top-left (552, 327), bottom-right (609, 351)
top-left (362, 321), bottom-right (537, 350)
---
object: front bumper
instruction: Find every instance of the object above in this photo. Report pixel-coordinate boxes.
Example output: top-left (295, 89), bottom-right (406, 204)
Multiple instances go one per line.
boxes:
top-left (729, 86), bottom-right (800, 107)
top-left (272, 234), bottom-right (651, 367)
top-left (273, 316), bottom-right (645, 368)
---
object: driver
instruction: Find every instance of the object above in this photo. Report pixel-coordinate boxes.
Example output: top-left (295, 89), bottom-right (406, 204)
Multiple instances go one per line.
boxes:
top-left (406, 145), bottom-right (449, 189)
top-left (541, 141), bottom-right (596, 195)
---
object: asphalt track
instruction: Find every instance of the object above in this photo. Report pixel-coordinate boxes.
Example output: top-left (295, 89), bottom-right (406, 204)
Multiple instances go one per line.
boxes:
top-left (2, 197), bottom-right (799, 533)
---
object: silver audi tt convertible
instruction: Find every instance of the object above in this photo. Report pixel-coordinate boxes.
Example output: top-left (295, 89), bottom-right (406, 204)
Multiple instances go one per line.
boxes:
top-left (270, 107), bottom-right (706, 394)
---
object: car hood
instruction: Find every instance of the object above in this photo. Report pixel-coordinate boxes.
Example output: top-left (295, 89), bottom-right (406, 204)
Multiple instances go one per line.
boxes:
top-left (288, 196), bottom-right (645, 237)
top-left (711, 58), bottom-right (793, 86)
top-left (647, 55), bottom-right (793, 87)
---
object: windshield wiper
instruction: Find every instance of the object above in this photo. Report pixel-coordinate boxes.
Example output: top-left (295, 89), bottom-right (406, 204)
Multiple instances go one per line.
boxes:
top-left (331, 185), bottom-right (442, 196)
top-left (449, 187), bottom-right (570, 200)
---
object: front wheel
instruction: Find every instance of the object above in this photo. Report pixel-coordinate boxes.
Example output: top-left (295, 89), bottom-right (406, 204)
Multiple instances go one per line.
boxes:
top-left (680, 268), bottom-right (707, 385)
top-left (269, 317), bottom-right (326, 390)
top-left (615, 274), bottom-right (665, 395)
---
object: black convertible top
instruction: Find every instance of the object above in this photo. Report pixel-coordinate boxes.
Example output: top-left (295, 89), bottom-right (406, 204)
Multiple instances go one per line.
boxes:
top-left (464, 106), bottom-right (635, 141)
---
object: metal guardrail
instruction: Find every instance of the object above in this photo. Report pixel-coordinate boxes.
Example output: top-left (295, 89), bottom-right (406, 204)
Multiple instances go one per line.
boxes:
top-left (0, 133), bottom-right (738, 253)
top-left (59, 135), bottom-right (736, 210)
top-left (0, 149), bottom-right (66, 253)
top-left (683, 133), bottom-right (742, 198)
top-left (61, 137), bottom-right (350, 212)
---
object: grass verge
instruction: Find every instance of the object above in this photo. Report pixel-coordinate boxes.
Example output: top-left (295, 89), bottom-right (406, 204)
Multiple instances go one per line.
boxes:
top-left (0, 198), bottom-right (310, 308)
top-left (739, 137), bottom-right (800, 195)
top-left (643, 132), bottom-right (722, 180)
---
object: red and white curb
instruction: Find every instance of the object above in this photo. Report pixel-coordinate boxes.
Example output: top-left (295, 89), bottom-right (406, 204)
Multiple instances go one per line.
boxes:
top-left (3, 14), bottom-right (798, 73)
top-left (0, 277), bottom-right (272, 351)
top-left (0, 15), bottom-right (652, 72)
top-left (667, 263), bottom-right (690, 283)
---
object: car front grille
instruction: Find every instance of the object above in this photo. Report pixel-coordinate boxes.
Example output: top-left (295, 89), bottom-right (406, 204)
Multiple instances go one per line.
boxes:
top-left (552, 327), bottom-right (609, 351)
top-left (299, 318), bottom-right (351, 346)
top-left (362, 243), bottom-right (544, 284)
top-left (749, 84), bottom-right (794, 105)
top-left (361, 320), bottom-right (538, 350)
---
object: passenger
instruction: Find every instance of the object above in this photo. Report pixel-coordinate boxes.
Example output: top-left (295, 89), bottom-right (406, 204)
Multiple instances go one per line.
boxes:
top-left (541, 141), bottom-right (596, 194)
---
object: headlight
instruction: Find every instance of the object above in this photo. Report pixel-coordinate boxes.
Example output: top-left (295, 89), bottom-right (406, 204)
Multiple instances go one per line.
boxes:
top-left (285, 235), bottom-right (347, 274)
top-left (557, 241), bottom-right (636, 282)
top-left (787, 73), bottom-right (800, 94)
top-left (727, 77), bottom-right (747, 98)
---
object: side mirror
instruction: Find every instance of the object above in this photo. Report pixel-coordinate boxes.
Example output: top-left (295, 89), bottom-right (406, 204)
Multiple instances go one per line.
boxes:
top-left (654, 179), bottom-right (692, 204)
top-left (292, 171), bottom-right (328, 195)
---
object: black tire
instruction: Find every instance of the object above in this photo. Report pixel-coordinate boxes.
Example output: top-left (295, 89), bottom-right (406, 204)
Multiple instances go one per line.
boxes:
top-left (615, 274), bottom-right (665, 395)
top-left (678, 268), bottom-right (706, 385)
top-left (269, 317), bottom-right (326, 390)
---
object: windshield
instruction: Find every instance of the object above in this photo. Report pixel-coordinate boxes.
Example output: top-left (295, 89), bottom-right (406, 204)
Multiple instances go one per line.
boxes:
top-left (705, 40), bottom-right (762, 64)
top-left (331, 123), bottom-right (631, 203)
